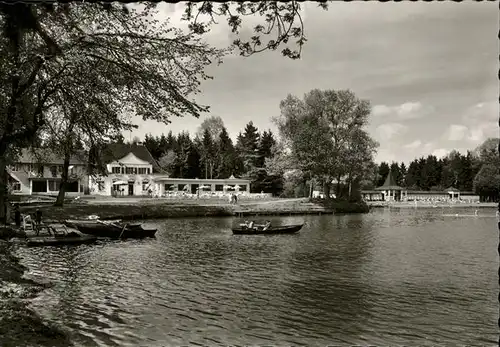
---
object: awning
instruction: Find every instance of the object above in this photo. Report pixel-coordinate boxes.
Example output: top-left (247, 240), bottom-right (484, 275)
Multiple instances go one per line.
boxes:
top-left (112, 180), bottom-right (128, 185)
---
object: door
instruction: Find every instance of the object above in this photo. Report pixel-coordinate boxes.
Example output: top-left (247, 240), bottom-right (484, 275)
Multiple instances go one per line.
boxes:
top-left (128, 183), bottom-right (134, 196)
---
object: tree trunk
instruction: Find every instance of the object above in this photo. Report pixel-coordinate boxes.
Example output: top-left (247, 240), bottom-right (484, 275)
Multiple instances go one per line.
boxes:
top-left (335, 174), bottom-right (342, 198)
top-left (55, 151), bottom-right (71, 207)
top-left (348, 172), bottom-right (353, 199)
top-left (309, 178), bottom-right (314, 198)
top-left (0, 156), bottom-right (9, 225)
top-left (323, 179), bottom-right (331, 201)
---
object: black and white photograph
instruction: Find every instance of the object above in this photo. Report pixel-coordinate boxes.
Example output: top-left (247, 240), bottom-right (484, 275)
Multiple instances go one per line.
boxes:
top-left (0, 1), bottom-right (498, 346)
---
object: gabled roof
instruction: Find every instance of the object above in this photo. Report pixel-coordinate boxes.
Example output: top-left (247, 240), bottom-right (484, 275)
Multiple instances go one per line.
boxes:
top-left (16, 148), bottom-right (87, 165)
top-left (100, 143), bottom-right (160, 171)
top-left (444, 186), bottom-right (460, 192)
top-left (375, 170), bottom-right (403, 191)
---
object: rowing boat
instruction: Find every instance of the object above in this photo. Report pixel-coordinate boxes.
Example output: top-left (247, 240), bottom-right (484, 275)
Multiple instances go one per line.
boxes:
top-left (232, 224), bottom-right (303, 235)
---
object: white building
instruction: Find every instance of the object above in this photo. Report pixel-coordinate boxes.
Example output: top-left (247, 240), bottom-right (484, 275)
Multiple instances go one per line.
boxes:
top-left (89, 143), bottom-right (160, 196)
top-left (7, 149), bottom-right (88, 195)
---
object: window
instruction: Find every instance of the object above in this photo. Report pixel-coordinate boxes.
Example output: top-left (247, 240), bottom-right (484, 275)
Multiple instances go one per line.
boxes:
top-left (138, 168), bottom-right (147, 175)
top-left (112, 167), bottom-right (121, 174)
top-left (58, 165), bottom-right (63, 173)
top-left (240, 185), bottom-right (247, 191)
top-left (147, 168), bottom-right (151, 174)
top-left (48, 180), bottom-right (59, 191)
top-left (133, 167), bottom-right (138, 174)
top-left (11, 182), bottom-right (21, 191)
top-left (37, 165), bottom-right (44, 177)
top-left (125, 167), bottom-right (134, 174)
top-left (142, 180), bottom-right (150, 191)
top-left (66, 181), bottom-right (79, 193)
top-left (50, 166), bottom-right (58, 178)
top-left (32, 181), bottom-right (47, 193)
top-left (215, 185), bottom-right (223, 191)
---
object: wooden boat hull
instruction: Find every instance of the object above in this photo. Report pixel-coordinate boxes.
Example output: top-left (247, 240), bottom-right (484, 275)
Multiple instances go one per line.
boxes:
top-left (232, 224), bottom-right (303, 235)
top-left (64, 220), bottom-right (157, 239)
top-left (26, 235), bottom-right (97, 247)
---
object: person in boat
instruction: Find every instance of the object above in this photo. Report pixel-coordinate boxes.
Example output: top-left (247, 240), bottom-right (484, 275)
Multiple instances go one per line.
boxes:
top-left (262, 220), bottom-right (272, 231)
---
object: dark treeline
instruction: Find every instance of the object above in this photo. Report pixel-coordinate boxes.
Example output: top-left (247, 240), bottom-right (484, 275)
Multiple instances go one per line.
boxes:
top-left (367, 138), bottom-right (499, 202)
top-left (133, 118), bottom-right (283, 195)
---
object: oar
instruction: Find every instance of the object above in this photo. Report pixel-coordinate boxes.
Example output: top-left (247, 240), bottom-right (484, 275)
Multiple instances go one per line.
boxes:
top-left (119, 223), bottom-right (128, 239)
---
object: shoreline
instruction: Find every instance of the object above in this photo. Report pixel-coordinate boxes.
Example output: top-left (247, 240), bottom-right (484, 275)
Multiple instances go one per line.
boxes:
top-left (0, 242), bottom-right (72, 346)
top-left (16, 198), bottom-right (372, 222)
top-left (367, 201), bottom-right (498, 209)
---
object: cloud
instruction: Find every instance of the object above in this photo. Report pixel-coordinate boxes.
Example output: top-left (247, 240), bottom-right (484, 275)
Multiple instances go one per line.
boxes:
top-left (432, 148), bottom-right (449, 158)
top-left (375, 148), bottom-right (396, 164)
top-left (445, 124), bottom-right (468, 141)
top-left (372, 101), bottom-right (432, 120)
top-left (375, 123), bottom-right (408, 140)
top-left (461, 101), bottom-right (498, 123)
top-left (404, 140), bottom-right (422, 149)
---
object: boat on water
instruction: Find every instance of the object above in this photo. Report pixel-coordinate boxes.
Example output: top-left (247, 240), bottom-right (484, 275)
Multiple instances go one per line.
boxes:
top-left (64, 219), bottom-right (157, 239)
top-left (26, 233), bottom-right (97, 247)
top-left (232, 223), bottom-right (304, 235)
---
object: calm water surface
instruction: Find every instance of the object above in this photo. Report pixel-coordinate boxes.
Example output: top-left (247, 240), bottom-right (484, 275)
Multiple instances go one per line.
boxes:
top-left (14, 208), bottom-right (498, 346)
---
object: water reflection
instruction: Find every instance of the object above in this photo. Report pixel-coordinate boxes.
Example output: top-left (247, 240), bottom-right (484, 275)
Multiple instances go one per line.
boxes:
top-left (14, 208), bottom-right (498, 346)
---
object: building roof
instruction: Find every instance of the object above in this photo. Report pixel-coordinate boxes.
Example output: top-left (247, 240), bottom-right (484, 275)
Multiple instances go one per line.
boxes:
top-left (375, 171), bottom-right (403, 191)
top-left (16, 148), bottom-right (87, 165)
top-left (100, 143), bottom-right (161, 171)
top-left (7, 170), bottom-right (30, 187)
top-left (444, 186), bottom-right (460, 192)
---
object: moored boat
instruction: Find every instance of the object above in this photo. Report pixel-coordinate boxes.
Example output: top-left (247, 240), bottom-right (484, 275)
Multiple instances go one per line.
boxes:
top-left (64, 220), bottom-right (157, 239)
top-left (26, 234), bottom-right (98, 247)
top-left (232, 223), bottom-right (304, 235)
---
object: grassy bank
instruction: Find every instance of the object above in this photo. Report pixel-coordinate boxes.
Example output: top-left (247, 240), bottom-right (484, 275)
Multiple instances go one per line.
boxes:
top-left (0, 242), bottom-right (71, 347)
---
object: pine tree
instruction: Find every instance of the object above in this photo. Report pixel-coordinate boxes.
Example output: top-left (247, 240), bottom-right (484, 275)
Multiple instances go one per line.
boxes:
top-left (377, 162), bottom-right (390, 186)
top-left (399, 162), bottom-right (407, 187)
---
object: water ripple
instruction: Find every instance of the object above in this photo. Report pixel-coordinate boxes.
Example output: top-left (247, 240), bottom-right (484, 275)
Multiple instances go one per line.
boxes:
top-left (13, 209), bottom-right (498, 346)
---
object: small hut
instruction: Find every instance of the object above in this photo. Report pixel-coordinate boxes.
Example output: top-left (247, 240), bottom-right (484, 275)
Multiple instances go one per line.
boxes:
top-left (445, 186), bottom-right (460, 200)
top-left (375, 171), bottom-right (406, 201)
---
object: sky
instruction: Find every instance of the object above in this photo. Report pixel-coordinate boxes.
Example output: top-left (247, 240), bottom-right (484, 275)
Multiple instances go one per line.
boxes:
top-left (128, 1), bottom-right (499, 165)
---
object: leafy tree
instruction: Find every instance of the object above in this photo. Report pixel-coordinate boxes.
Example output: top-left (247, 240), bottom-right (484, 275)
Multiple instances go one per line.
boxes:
top-left (196, 115), bottom-right (225, 141)
top-left (473, 164), bottom-right (500, 202)
top-left (343, 129), bottom-right (378, 198)
top-left (0, 1), bottom-right (327, 222)
top-left (158, 150), bottom-right (176, 174)
top-left (274, 89), bottom-right (375, 200)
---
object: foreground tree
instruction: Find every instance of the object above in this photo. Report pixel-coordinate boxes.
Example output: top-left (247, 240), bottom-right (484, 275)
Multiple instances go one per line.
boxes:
top-left (0, 1), bottom-right (328, 220)
top-left (274, 89), bottom-right (377, 200)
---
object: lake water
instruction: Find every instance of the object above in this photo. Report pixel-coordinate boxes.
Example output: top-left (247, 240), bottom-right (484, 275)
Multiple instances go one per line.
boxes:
top-left (14, 207), bottom-right (498, 346)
